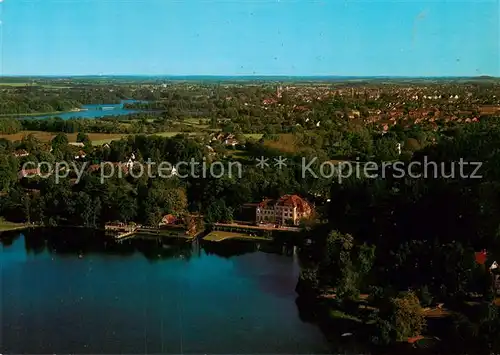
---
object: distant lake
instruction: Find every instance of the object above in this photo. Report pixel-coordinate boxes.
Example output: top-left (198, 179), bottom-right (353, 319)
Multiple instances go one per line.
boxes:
top-left (0, 229), bottom-right (343, 354)
top-left (29, 100), bottom-right (149, 120)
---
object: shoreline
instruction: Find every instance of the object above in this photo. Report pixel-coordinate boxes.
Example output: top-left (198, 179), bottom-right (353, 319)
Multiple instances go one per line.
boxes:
top-left (0, 111), bottom-right (64, 118)
top-left (0, 224), bottom-right (41, 233)
top-left (0, 224), bottom-right (275, 244)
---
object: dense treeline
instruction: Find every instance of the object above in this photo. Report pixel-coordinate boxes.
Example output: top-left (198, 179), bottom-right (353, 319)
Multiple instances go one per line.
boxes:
top-left (0, 85), bottom-right (161, 115)
top-left (0, 132), bottom-right (329, 227)
top-left (296, 118), bottom-right (500, 352)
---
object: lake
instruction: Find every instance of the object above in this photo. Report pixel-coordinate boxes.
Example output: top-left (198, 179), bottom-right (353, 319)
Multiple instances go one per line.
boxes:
top-left (0, 229), bottom-right (338, 354)
top-left (29, 100), bottom-right (148, 120)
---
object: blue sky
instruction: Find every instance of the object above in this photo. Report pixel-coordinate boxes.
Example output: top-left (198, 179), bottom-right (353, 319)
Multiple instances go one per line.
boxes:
top-left (0, 0), bottom-right (498, 76)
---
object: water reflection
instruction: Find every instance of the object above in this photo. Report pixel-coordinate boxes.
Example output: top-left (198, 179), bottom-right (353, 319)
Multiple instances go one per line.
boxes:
top-left (1, 227), bottom-right (198, 262)
top-left (1, 228), bottom-right (301, 263)
top-left (202, 239), bottom-right (296, 259)
top-left (0, 229), bottom-right (21, 247)
top-left (1, 228), bottom-right (336, 354)
top-left (202, 239), bottom-right (258, 258)
top-left (133, 236), bottom-right (194, 262)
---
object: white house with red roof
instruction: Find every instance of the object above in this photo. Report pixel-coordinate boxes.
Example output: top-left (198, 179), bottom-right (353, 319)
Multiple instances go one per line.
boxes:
top-left (256, 194), bottom-right (313, 226)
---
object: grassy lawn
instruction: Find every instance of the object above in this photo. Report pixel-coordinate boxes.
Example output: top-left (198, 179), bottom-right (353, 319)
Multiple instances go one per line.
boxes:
top-left (151, 131), bottom-right (187, 138)
top-left (226, 149), bottom-right (246, 157)
top-left (183, 123), bottom-right (209, 129)
top-left (0, 218), bottom-right (29, 232)
top-left (243, 133), bottom-right (263, 140)
top-left (328, 309), bottom-right (363, 323)
top-left (137, 228), bottom-right (192, 239)
top-left (90, 136), bottom-right (129, 146)
top-left (203, 231), bottom-right (270, 242)
top-left (262, 133), bottom-right (301, 153)
top-left (183, 117), bottom-right (209, 125)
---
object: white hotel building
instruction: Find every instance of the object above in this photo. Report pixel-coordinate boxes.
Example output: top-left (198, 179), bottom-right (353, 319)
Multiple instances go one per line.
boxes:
top-left (255, 195), bottom-right (314, 226)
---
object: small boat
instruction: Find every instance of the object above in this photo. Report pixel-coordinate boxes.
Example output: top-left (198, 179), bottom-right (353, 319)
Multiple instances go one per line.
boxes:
top-left (341, 333), bottom-right (353, 337)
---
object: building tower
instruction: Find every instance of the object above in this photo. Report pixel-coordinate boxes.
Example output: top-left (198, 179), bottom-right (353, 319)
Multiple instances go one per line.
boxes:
top-left (277, 85), bottom-right (283, 99)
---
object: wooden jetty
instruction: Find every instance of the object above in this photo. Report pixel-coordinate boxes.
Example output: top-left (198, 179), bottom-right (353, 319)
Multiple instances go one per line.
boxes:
top-left (105, 223), bottom-right (138, 240)
top-left (104, 223), bottom-right (204, 242)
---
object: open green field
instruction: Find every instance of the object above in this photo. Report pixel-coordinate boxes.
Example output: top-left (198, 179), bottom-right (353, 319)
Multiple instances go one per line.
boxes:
top-left (183, 117), bottom-right (209, 125)
top-left (152, 131), bottom-right (198, 138)
top-left (0, 82), bottom-right (70, 89)
top-left (0, 131), bottom-right (130, 145)
top-left (90, 136), bottom-right (129, 146)
top-left (0, 131), bottom-right (191, 145)
top-left (0, 129), bottom-right (261, 147)
top-left (0, 82), bottom-right (33, 87)
top-left (174, 118), bottom-right (210, 129)
top-left (92, 131), bottom-right (199, 145)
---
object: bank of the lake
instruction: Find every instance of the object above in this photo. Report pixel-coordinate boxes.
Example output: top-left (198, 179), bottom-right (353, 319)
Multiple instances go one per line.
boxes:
top-left (0, 228), bottom-right (362, 354)
top-left (0, 219), bottom-right (38, 232)
top-left (12, 100), bottom-right (150, 120)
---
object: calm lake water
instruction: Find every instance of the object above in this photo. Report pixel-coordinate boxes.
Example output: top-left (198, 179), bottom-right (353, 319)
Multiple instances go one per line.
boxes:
top-left (30, 100), bottom-right (148, 120)
top-left (0, 229), bottom-right (335, 354)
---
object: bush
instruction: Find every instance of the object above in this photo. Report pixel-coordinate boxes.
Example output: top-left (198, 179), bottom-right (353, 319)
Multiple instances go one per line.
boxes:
top-left (376, 291), bottom-right (426, 343)
top-left (390, 291), bottom-right (426, 341)
top-left (372, 317), bottom-right (393, 345)
top-left (418, 285), bottom-right (433, 307)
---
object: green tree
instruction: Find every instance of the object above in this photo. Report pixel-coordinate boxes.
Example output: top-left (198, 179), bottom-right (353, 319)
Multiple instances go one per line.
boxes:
top-left (378, 291), bottom-right (426, 342)
top-left (51, 133), bottom-right (69, 152)
top-left (0, 154), bottom-right (19, 192)
top-left (77, 132), bottom-right (91, 145)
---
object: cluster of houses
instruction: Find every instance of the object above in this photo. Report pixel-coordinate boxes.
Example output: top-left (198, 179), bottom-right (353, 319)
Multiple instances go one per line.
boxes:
top-left (210, 132), bottom-right (240, 147)
top-left (13, 149), bottom-right (29, 158)
top-left (257, 84), bottom-right (497, 134)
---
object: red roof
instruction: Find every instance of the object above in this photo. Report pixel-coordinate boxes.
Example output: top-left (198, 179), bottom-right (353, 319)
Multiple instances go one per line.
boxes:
top-left (475, 250), bottom-right (488, 265)
top-left (258, 198), bottom-right (274, 208)
top-left (13, 149), bottom-right (29, 157)
top-left (161, 214), bottom-right (177, 224)
top-left (18, 168), bottom-right (41, 178)
top-left (258, 195), bottom-right (312, 213)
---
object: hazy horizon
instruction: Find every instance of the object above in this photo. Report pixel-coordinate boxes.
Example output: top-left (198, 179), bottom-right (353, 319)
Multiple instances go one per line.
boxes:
top-left (0, 74), bottom-right (497, 79)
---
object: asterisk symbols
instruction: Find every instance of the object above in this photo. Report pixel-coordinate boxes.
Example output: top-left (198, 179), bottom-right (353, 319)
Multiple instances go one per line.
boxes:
top-left (255, 156), bottom-right (287, 169)
top-left (274, 156), bottom-right (287, 169)
top-left (255, 156), bottom-right (270, 169)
